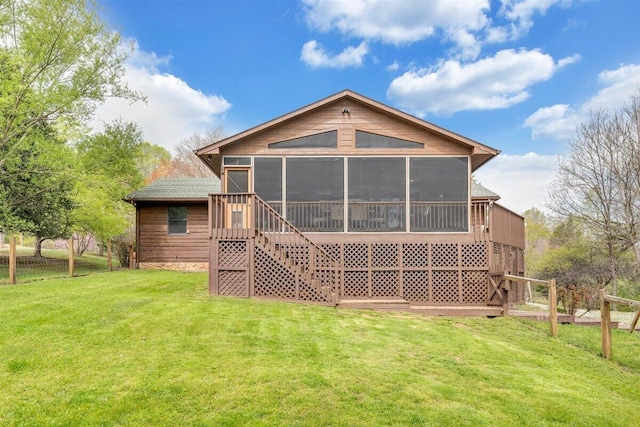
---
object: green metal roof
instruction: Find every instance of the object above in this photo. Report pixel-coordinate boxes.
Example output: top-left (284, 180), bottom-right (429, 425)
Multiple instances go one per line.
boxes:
top-left (124, 178), bottom-right (221, 202)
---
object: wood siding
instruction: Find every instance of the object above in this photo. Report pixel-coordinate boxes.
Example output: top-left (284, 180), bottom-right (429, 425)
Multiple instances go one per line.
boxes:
top-left (222, 98), bottom-right (472, 157)
top-left (490, 204), bottom-right (525, 249)
top-left (138, 203), bottom-right (210, 263)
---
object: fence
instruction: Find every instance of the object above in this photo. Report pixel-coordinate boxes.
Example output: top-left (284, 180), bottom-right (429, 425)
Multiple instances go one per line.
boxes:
top-left (504, 274), bottom-right (558, 337)
top-left (1, 236), bottom-right (133, 285)
top-left (600, 291), bottom-right (640, 359)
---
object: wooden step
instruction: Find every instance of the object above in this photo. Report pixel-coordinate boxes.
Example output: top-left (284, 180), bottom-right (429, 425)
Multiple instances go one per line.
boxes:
top-left (409, 305), bottom-right (503, 317)
top-left (338, 299), bottom-right (410, 311)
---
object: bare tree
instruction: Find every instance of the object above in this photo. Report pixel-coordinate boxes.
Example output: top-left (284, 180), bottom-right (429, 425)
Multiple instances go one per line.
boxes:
top-left (146, 126), bottom-right (227, 180)
top-left (549, 94), bottom-right (640, 296)
top-left (172, 126), bottom-right (227, 177)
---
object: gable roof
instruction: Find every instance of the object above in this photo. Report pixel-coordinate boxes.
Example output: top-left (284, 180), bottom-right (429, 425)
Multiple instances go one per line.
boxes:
top-left (123, 178), bottom-right (221, 204)
top-left (196, 89), bottom-right (500, 175)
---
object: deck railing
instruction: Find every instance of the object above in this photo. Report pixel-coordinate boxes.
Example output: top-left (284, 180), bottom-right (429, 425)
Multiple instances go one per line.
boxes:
top-left (247, 200), bottom-right (490, 236)
top-left (209, 193), bottom-right (339, 303)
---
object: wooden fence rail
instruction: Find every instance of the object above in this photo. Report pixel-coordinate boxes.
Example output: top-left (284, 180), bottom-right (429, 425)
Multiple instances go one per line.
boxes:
top-left (600, 290), bottom-right (640, 359)
top-left (504, 274), bottom-right (557, 338)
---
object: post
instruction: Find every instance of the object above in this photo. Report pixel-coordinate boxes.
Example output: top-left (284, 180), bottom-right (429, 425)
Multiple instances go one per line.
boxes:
top-left (549, 279), bottom-right (558, 338)
top-left (68, 238), bottom-right (75, 278)
top-left (502, 271), bottom-right (510, 316)
top-left (107, 239), bottom-right (113, 271)
top-left (129, 244), bottom-right (134, 269)
top-left (600, 289), bottom-right (612, 359)
top-left (8, 236), bottom-right (17, 284)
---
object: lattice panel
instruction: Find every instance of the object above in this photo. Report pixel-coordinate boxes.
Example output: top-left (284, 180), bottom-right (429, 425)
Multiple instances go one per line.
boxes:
top-left (492, 243), bottom-right (503, 271)
top-left (298, 280), bottom-right (331, 304)
top-left (343, 271), bottom-right (368, 297)
top-left (254, 246), bottom-right (296, 299)
top-left (218, 270), bottom-right (247, 297)
top-left (403, 271), bottom-right (429, 302)
top-left (431, 243), bottom-right (458, 268)
top-left (402, 243), bottom-right (429, 268)
top-left (280, 244), bottom-right (309, 269)
top-left (371, 244), bottom-right (398, 268)
top-left (371, 271), bottom-right (399, 297)
top-left (314, 268), bottom-right (338, 294)
top-left (462, 271), bottom-right (487, 304)
top-left (318, 243), bottom-right (341, 265)
top-left (432, 270), bottom-right (459, 304)
top-left (462, 243), bottom-right (487, 268)
top-left (218, 240), bottom-right (247, 268)
top-left (344, 243), bottom-right (368, 269)
top-left (509, 282), bottom-right (525, 303)
top-left (517, 248), bottom-right (525, 274)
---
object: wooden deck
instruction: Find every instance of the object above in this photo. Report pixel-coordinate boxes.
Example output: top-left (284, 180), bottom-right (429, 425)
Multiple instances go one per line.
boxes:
top-left (209, 193), bottom-right (526, 309)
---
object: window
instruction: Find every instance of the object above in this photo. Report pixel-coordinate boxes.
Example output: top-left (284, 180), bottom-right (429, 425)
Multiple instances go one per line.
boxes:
top-left (223, 157), bottom-right (251, 166)
top-left (269, 131), bottom-right (337, 149)
top-left (355, 130), bottom-right (423, 149)
top-left (168, 206), bottom-right (187, 234)
top-left (226, 169), bottom-right (249, 193)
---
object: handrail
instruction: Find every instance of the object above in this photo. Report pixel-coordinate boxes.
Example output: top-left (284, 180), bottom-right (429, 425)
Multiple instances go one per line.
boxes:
top-left (210, 193), bottom-right (339, 304)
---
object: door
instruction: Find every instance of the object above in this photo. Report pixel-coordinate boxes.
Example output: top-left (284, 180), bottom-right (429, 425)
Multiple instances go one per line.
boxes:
top-left (224, 168), bottom-right (251, 229)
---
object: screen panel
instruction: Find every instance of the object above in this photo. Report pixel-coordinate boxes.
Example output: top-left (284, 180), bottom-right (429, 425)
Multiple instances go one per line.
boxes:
top-left (254, 157), bottom-right (282, 202)
top-left (286, 157), bottom-right (343, 201)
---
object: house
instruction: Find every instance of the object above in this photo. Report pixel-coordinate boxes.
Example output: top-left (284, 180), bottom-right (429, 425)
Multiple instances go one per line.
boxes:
top-left (124, 178), bottom-right (220, 271)
top-left (190, 89), bottom-right (525, 310)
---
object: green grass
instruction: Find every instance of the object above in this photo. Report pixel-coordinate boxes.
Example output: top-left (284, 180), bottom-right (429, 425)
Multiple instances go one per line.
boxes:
top-left (0, 249), bottom-right (112, 284)
top-left (1, 270), bottom-right (639, 426)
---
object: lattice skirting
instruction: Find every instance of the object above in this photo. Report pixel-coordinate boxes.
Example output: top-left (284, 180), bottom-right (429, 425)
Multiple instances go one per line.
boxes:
top-left (323, 241), bottom-right (493, 305)
top-left (211, 238), bottom-right (523, 306)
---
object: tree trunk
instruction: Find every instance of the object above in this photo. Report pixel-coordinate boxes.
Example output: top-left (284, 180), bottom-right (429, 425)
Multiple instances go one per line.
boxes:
top-left (34, 236), bottom-right (44, 258)
top-left (607, 240), bottom-right (617, 311)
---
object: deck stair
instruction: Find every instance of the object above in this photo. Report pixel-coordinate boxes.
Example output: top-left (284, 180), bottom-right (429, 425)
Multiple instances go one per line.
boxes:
top-left (211, 193), bottom-right (339, 305)
top-left (254, 230), bottom-right (334, 301)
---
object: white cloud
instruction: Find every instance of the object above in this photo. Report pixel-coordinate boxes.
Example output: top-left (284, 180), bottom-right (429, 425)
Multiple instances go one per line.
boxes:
top-left (523, 104), bottom-right (579, 140)
top-left (475, 152), bottom-right (558, 214)
top-left (387, 49), bottom-right (576, 116)
top-left (386, 61), bottom-right (400, 72)
top-left (494, 0), bottom-right (572, 41)
top-left (524, 63), bottom-right (640, 140)
top-left (301, 0), bottom-right (489, 58)
top-left (301, 0), bottom-right (573, 60)
top-left (91, 40), bottom-right (231, 152)
top-left (300, 40), bottom-right (369, 68)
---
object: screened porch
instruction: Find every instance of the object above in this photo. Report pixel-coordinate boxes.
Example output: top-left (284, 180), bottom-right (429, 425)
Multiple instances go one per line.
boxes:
top-left (228, 155), bottom-right (472, 234)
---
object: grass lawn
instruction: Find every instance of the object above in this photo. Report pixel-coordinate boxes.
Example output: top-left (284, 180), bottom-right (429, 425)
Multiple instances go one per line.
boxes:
top-left (1, 270), bottom-right (639, 426)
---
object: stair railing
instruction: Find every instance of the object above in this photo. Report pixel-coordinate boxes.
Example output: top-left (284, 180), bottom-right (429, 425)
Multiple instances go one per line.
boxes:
top-left (210, 193), bottom-right (339, 304)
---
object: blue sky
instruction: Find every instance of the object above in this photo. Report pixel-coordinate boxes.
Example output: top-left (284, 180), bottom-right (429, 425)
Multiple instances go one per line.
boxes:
top-left (95, 0), bottom-right (640, 214)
